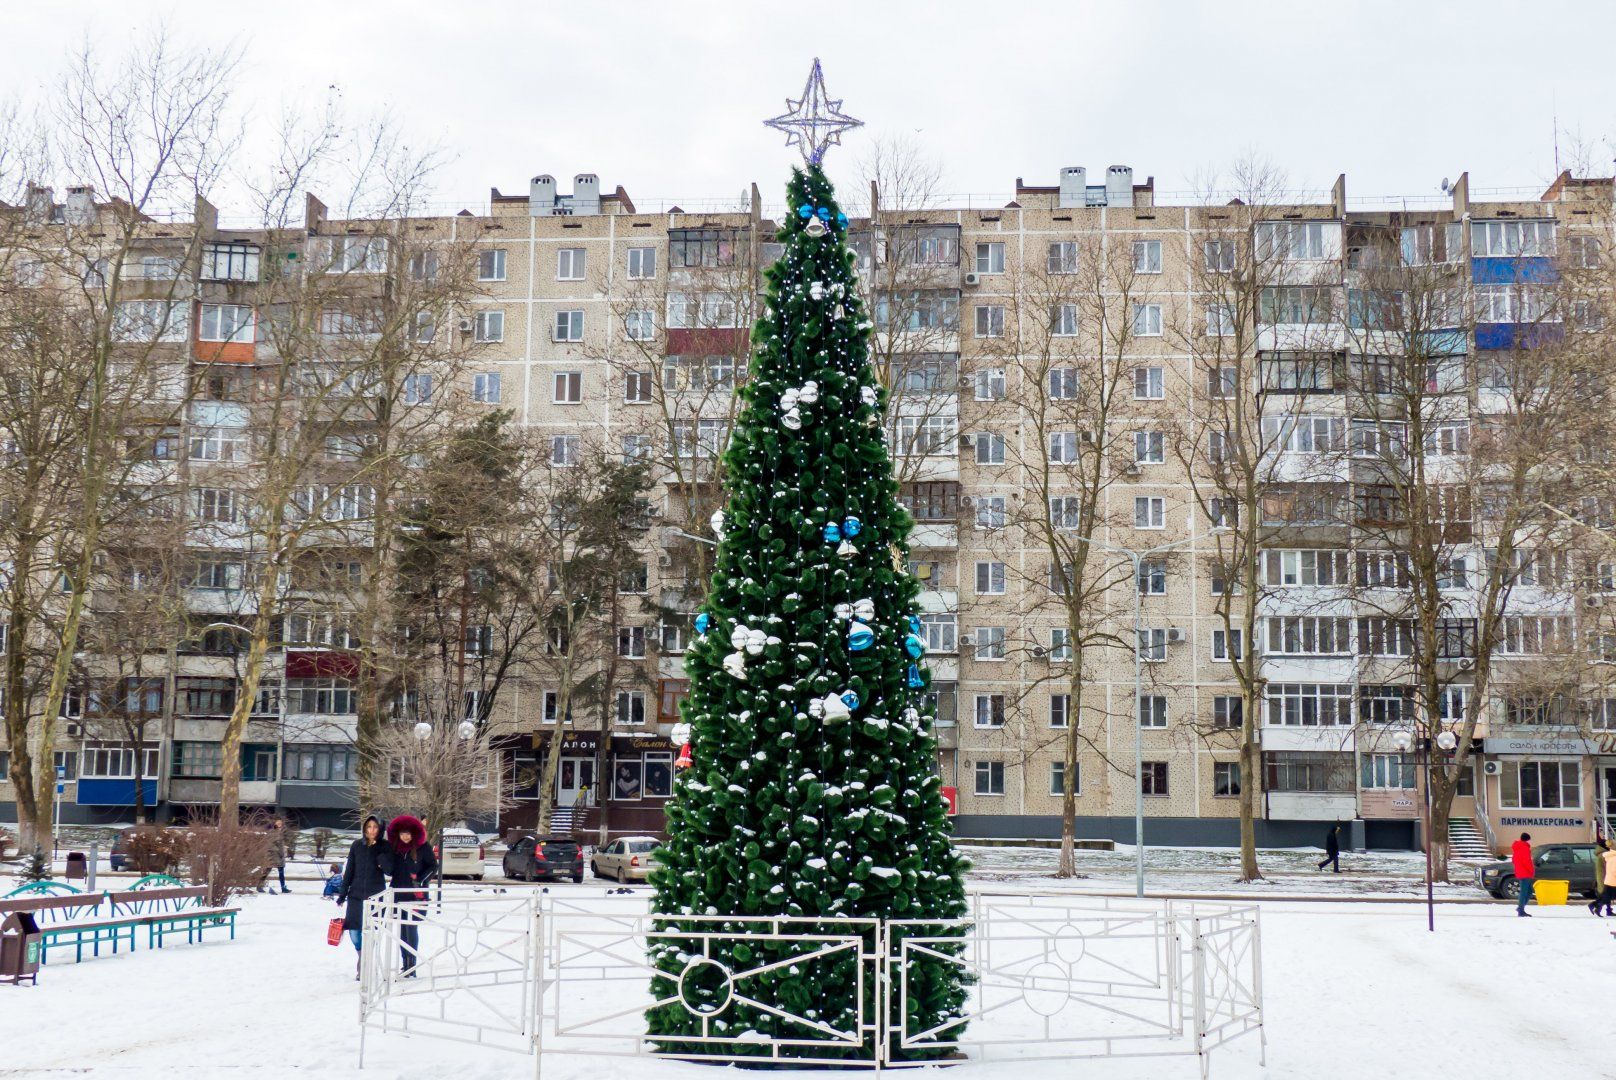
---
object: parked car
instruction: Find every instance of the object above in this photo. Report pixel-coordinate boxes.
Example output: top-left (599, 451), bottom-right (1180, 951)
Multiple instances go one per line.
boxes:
top-left (591, 836), bottom-right (660, 882)
top-left (436, 828), bottom-right (485, 880)
top-left (1475, 842), bottom-right (1601, 899)
top-left (502, 835), bottom-right (584, 883)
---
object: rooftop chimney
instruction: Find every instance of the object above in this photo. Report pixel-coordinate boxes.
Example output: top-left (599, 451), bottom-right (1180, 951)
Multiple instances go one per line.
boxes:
top-left (64, 185), bottom-right (96, 226)
top-left (1104, 166), bottom-right (1133, 209)
top-left (529, 175), bottom-right (557, 216)
top-left (1058, 167), bottom-right (1087, 209)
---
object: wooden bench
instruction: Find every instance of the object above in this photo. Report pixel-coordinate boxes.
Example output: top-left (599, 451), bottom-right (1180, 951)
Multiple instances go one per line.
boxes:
top-left (0, 886), bottom-right (239, 963)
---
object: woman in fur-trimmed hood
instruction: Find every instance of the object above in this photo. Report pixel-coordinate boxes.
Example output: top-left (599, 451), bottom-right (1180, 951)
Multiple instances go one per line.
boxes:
top-left (378, 815), bottom-right (437, 977)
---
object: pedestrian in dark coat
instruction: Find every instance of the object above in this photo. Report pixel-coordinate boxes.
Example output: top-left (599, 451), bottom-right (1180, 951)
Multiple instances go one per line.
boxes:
top-left (1317, 823), bottom-right (1342, 873)
top-left (337, 815), bottom-right (387, 977)
top-left (379, 815), bottom-right (437, 976)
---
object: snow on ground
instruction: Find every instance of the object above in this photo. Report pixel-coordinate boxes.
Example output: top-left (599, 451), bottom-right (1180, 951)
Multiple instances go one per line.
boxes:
top-left (0, 875), bottom-right (1608, 1080)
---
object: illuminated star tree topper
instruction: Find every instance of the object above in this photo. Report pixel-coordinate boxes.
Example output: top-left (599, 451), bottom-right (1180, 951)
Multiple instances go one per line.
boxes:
top-left (763, 58), bottom-right (863, 166)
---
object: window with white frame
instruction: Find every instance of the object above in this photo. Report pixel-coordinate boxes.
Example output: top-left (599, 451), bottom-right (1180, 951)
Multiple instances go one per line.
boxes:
top-left (1049, 496), bottom-right (1082, 529)
top-left (1262, 415), bottom-right (1345, 454)
top-left (1207, 366), bottom-right (1238, 398)
top-left (1047, 242), bottom-right (1079, 274)
top-left (616, 690), bottom-right (647, 726)
top-left (1213, 695), bottom-right (1243, 729)
top-left (1265, 616), bottom-right (1352, 656)
top-left (974, 304), bottom-right (1005, 338)
top-left (621, 434), bottom-right (653, 463)
top-left (974, 693), bottom-right (1006, 727)
top-left (478, 248), bottom-right (507, 282)
top-left (1050, 693), bottom-right (1071, 727)
top-left (975, 561), bottom-right (1006, 595)
top-left (113, 300), bottom-right (189, 342)
top-left (189, 429), bottom-right (246, 462)
top-left (80, 742), bottom-right (160, 779)
top-left (1204, 240), bottom-right (1239, 272)
top-left (1497, 616), bottom-right (1573, 656)
top-left (617, 626), bottom-right (647, 658)
top-left (1049, 627), bottom-right (1073, 661)
top-left (1138, 694), bottom-right (1167, 728)
top-left (975, 367), bottom-right (1006, 400)
top-left (1206, 302), bottom-right (1236, 336)
top-left (1137, 558), bottom-right (1166, 595)
top-left (975, 495), bottom-right (1007, 529)
top-left (1472, 220), bottom-right (1555, 258)
top-left (1133, 365), bottom-right (1165, 399)
top-left (321, 235), bottom-right (389, 273)
top-left (1050, 761), bottom-right (1076, 796)
top-left (1211, 628), bottom-right (1244, 661)
top-left (975, 760), bottom-right (1005, 795)
top-left (975, 627), bottom-right (1007, 660)
top-left (975, 242), bottom-right (1004, 274)
top-left (1264, 549), bottom-right (1349, 587)
top-left (1049, 432), bottom-right (1080, 464)
top-left (621, 308), bottom-right (656, 341)
top-left (896, 415), bottom-right (957, 456)
top-left (402, 373), bottom-right (432, 405)
top-left (1256, 220), bottom-right (1331, 261)
top-left (624, 371), bottom-right (653, 403)
top-left (1500, 760), bottom-right (1580, 809)
top-left (1133, 240), bottom-right (1162, 274)
top-left (550, 435), bottom-right (580, 466)
top-left (974, 432), bottom-right (1006, 465)
top-left (472, 371), bottom-right (502, 404)
top-left (1357, 617), bottom-right (1415, 657)
top-left (1051, 303), bottom-right (1080, 337)
top-left (557, 247), bottom-right (586, 280)
top-left (1137, 628), bottom-right (1168, 662)
top-left (1141, 761), bottom-right (1170, 796)
top-left (554, 309), bottom-right (584, 342)
top-left (919, 613), bottom-right (957, 653)
top-left (1134, 430), bottom-right (1165, 464)
top-left (1265, 683), bottom-right (1353, 726)
top-left (199, 303), bottom-right (254, 343)
top-left (1131, 303), bottom-right (1163, 337)
top-left (1133, 496), bottom-right (1165, 529)
top-left (191, 487), bottom-right (242, 524)
top-left (1048, 367), bottom-right (1079, 398)
top-left (474, 310), bottom-right (504, 342)
top-left (627, 246), bottom-right (657, 279)
top-left (553, 371), bottom-right (583, 404)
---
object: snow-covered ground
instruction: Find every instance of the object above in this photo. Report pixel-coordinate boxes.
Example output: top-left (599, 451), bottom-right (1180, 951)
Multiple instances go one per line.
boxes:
top-left (0, 877), bottom-right (1608, 1080)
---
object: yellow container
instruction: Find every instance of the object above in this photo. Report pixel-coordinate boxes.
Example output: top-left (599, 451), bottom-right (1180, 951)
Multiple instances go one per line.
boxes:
top-left (1533, 879), bottom-right (1570, 906)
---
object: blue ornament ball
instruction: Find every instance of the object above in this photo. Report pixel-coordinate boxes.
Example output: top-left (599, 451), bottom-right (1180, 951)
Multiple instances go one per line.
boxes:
top-left (816, 206), bottom-right (831, 221)
top-left (841, 689), bottom-right (860, 710)
top-left (842, 516), bottom-right (861, 537)
top-left (848, 621), bottom-right (875, 652)
top-left (908, 615), bottom-right (922, 635)
top-left (798, 204), bottom-right (813, 218)
top-left (905, 634), bottom-right (926, 659)
top-left (694, 613), bottom-right (710, 634)
top-left (907, 664), bottom-right (925, 689)
top-left (822, 522), bottom-right (842, 543)
top-left (837, 212), bottom-right (848, 227)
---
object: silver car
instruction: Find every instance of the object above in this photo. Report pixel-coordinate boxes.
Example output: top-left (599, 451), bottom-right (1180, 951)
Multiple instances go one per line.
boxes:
top-left (591, 836), bottom-right (660, 882)
top-left (437, 828), bottom-right (485, 880)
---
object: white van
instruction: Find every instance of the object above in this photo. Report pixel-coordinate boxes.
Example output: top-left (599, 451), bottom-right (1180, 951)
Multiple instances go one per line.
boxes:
top-left (438, 828), bottom-right (485, 880)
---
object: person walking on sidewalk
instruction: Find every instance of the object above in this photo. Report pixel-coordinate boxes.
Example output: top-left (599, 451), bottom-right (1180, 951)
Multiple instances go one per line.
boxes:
top-left (379, 815), bottom-right (437, 978)
top-left (337, 815), bottom-right (387, 979)
top-left (1317, 823), bottom-right (1342, 873)
top-left (1512, 832), bottom-right (1536, 916)
top-left (1590, 838), bottom-right (1616, 918)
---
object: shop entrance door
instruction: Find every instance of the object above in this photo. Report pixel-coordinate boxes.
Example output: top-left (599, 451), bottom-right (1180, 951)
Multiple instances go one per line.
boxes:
top-left (557, 757), bottom-right (595, 807)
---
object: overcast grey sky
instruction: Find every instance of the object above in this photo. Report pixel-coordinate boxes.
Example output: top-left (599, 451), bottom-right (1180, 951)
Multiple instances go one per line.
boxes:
top-left (4, 0), bottom-right (1612, 212)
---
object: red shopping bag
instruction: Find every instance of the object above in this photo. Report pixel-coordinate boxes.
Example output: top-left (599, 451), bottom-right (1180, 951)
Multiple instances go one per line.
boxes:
top-left (327, 917), bottom-right (345, 946)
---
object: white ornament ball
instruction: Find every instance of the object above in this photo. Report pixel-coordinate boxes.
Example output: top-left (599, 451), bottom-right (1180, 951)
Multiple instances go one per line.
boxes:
top-left (861, 386), bottom-right (878, 407)
top-left (670, 722), bottom-right (692, 745)
top-left (834, 602), bottom-right (854, 621)
top-left (810, 281), bottom-right (826, 300)
top-left (745, 628), bottom-right (768, 655)
top-left (853, 597), bottom-right (876, 621)
top-left (798, 380), bottom-right (819, 404)
top-left (710, 510), bottom-right (726, 538)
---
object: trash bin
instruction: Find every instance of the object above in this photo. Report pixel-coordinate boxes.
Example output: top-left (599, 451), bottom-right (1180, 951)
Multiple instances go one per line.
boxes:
top-left (1, 911), bottom-right (42, 985)
top-left (1533, 879), bottom-right (1570, 906)
top-left (65, 852), bottom-right (87, 880)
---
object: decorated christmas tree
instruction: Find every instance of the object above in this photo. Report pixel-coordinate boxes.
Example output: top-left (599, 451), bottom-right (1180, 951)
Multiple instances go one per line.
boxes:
top-left (648, 61), bottom-right (969, 1061)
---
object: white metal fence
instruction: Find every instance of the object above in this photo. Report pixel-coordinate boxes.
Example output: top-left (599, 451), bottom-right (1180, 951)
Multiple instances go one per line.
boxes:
top-left (359, 888), bottom-right (1264, 1078)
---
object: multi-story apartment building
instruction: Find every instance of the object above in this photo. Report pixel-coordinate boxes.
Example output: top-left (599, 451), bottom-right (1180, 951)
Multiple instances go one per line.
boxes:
top-left (4, 164), bottom-right (1615, 855)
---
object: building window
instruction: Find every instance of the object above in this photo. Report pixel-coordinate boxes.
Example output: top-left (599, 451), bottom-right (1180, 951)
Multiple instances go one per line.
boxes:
top-left (1133, 365), bottom-right (1165, 399)
top-left (1213, 762), bottom-right (1241, 797)
top-left (974, 304), bottom-right (1005, 338)
top-left (113, 300), bottom-right (190, 343)
top-left (624, 309), bottom-right (656, 341)
top-left (974, 627), bottom-right (1007, 661)
top-left (1132, 240), bottom-right (1162, 274)
top-left (615, 691), bottom-right (647, 726)
top-left (474, 310), bottom-right (504, 342)
top-left (1361, 753), bottom-right (1416, 790)
top-left (1051, 303), bottom-right (1080, 337)
top-left (1141, 761), bottom-right (1169, 796)
top-left (1264, 616), bottom-right (1352, 657)
top-left (1472, 219), bottom-right (1555, 258)
top-left (1265, 683), bottom-right (1353, 726)
top-left (1267, 549), bottom-right (1350, 587)
top-left (973, 693), bottom-right (1006, 728)
top-left (1050, 694), bottom-right (1071, 728)
top-left (171, 741), bottom-right (224, 779)
top-left (550, 435), bottom-right (580, 466)
top-left (627, 246), bottom-right (657, 279)
top-left (622, 434), bottom-right (653, 463)
top-left (201, 243), bottom-right (260, 282)
top-left (1050, 496), bottom-right (1082, 529)
top-left (402, 373), bottom-right (432, 405)
top-left (975, 495), bottom-right (1007, 529)
top-left (1048, 627), bottom-right (1073, 662)
top-left (473, 371), bottom-right (502, 404)
top-left (1134, 430), bottom-right (1165, 464)
top-left (1049, 432), bottom-right (1080, 464)
top-left (1256, 220), bottom-right (1331, 261)
top-left (1137, 628), bottom-right (1168, 662)
top-left (554, 371), bottom-right (583, 404)
top-left (1048, 367), bottom-right (1079, 398)
top-left (198, 304), bottom-right (254, 343)
top-left (1137, 558), bottom-right (1166, 595)
top-left (1131, 303), bottom-right (1163, 337)
top-left (1133, 496), bottom-right (1166, 529)
top-left (975, 760), bottom-right (1005, 796)
top-left (974, 432), bottom-right (1006, 465)
top-left (1204, 240), bottom-right (1238, 272)
top-left (1206, 302), bottom-right (1236, 336)
top-left (284, 678), bottom-right (356, 716)
top-left (918, 613), bottom-right (957, 653)
top-left (975, 561), bottom-right (1006, 595)
top-left (1211, 628), bottom-right (1244, 662)
top-left (282, 744), bottom-right (358, 784)
top-left (557, 247), bottom-right (586, 280)
top-left (1138, 695), bottom-right (1167, 728)
top-left (1265, 751), bottom-right (1355, 792)
top-left (1500, 760), bottom-right (1581, 809)
top-left (478, 248), bottom-right (507, 282)
top-left (895, 416), bottom-right (958, 457)
top-left (1047, 242), bottom-right (1079, 275)
top-left (1213, 696), bottom-right (1243, 729)
top-left (617, 626), bottom-right (647, 658)
top-left (1207, 366), bottom-right (1237, 398)
top-left (975, 242), bottom-right (1005, 274)
top-left (1051, 761), bottom-right (1078, 796)
top-left (625, 371), bottom-right (654, 403)
top-left (974, 367), bottom-right (1007, 400)
top-left (554, 309), bottom-right (584, 342)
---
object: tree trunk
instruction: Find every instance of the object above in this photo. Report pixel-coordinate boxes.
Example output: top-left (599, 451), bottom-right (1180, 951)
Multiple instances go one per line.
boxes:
top-left (1056, 666), bottom-right (1085, 878)
top-left (32, 568), bottom-right (94, 852)
top-left (218, 612), bottom-right (275, 826)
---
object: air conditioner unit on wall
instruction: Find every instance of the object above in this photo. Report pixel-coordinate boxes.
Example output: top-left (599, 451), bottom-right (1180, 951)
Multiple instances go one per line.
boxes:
top-left (1483, 760), bottom-right (1502, 776)
top-left (458, 317), bottom-right (473, 332)
top-left (959, 634), bottom-right (975, 647)
top-left (1167, 628), bottom-right (1186, 643)
top-left (1457, 657), bottom-right (1475, 670)
top-left (64, 722), bottom-right (82, 737)
top-left (962, 271), bottom-right (981, 287)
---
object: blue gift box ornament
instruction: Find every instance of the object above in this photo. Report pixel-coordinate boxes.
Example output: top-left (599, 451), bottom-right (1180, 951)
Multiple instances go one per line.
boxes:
top-left (904, 634), bottom-right (925, 659)
top-left (840, 689), bottom-right (860, 710)
top-left (907, 664), bottom-right (925, 689)
top-left (823, 522), bottom-right (842, 543)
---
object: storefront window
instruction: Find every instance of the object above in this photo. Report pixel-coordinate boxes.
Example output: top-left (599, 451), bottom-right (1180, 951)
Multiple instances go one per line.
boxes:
top-left (1500, 760), bottom-right (1581, 809)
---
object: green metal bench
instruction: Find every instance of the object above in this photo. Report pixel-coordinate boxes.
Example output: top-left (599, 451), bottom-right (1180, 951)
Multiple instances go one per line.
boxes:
top-left (108, 886), bottom-right (239, 948)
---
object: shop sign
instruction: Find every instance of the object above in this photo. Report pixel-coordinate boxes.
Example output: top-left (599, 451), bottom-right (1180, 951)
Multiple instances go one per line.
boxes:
top-left (1359, 790), bottom-right (1419, 819)
top-left (1498, 815), bottom-right (1586, 827)
top-left (1482, 737), bottom-right (1595, 756)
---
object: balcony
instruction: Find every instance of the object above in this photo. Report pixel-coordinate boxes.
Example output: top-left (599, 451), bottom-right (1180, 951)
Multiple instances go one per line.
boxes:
top-left (910, 522), bottom-right (958, 549)
top-left (1266, 792), bottom-right (1358, 821)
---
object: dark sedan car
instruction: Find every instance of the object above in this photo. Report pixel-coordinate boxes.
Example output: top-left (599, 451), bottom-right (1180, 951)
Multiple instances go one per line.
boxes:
top-left (501, 834), bottom-right (584, 883)
top-left (1475, 843), bottom-right (1600, 899)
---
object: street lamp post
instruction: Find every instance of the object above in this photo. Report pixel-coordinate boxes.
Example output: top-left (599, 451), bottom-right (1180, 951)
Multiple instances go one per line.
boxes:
top-left (1395, 727), bottom-right (1458, 932)
top-left (1067, 529), bottom-right (1221, 899)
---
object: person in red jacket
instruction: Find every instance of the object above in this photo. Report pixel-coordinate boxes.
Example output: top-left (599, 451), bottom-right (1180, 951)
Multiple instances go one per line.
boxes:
top-left (1512, 832), bottom-right (1536, 917)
